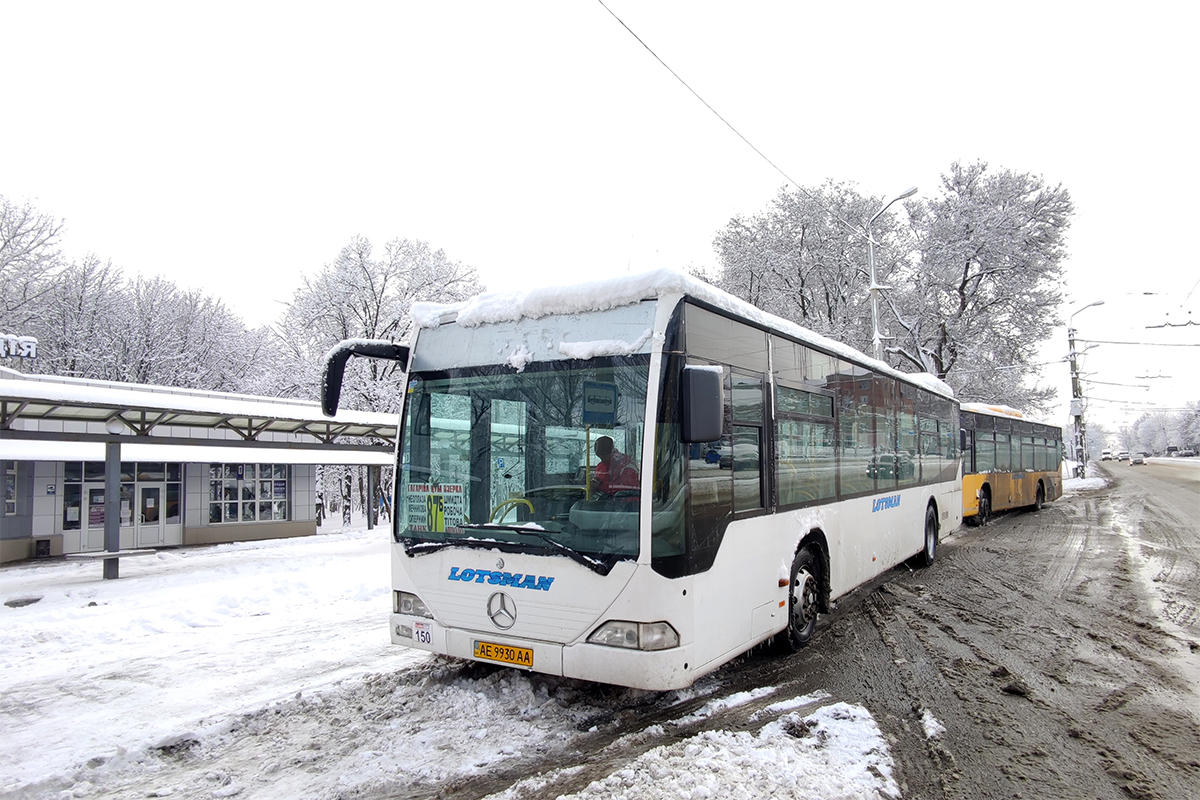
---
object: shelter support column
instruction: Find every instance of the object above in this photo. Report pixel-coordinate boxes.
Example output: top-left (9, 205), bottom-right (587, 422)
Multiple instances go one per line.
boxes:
top-left (103, 441), bottom-right (120, 579)
top-left (367, 467), bottom-right (376, 530)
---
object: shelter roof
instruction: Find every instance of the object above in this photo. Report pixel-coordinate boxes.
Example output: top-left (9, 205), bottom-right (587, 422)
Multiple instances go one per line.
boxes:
top-left (0, 367), bottom-right (398, 460)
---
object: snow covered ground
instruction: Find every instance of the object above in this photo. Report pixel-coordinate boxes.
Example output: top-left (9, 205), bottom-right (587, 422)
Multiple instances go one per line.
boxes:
top-left (3, 520), bottom-right (906, 799)
top-left (1061, 459), bottom-right (1111, 494)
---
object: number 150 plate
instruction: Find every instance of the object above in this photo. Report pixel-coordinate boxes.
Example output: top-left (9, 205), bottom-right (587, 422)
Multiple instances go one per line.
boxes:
top-left (474, 640), bottom-right (534, 668)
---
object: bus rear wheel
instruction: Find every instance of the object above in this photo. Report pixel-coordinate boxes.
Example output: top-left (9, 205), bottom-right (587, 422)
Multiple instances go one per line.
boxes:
top-left (1032, 483), bottom-right (1045, 511)
top-left (969, 488), bottom-right (991, 527)
top-left (782, 546), bottom-right (820, 651)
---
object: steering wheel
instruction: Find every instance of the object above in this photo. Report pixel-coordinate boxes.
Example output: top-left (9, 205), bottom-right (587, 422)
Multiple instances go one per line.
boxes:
top-left (489, 498), bottom-right (534, 524)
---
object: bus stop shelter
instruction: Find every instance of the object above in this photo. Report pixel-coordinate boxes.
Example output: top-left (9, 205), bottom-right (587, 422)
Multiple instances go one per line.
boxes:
top-left (1, 366), bottom-right (398, 577)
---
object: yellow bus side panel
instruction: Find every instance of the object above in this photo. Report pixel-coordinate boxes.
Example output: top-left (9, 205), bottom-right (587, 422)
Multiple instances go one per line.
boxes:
top-left (963, 470), bottom-right (1060, 519)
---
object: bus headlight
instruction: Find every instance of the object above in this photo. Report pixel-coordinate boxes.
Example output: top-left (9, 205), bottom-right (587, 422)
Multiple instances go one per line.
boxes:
top-left (394, 591), bottom-right (432, 618)
top-left (587, 620), bottom-right (680, 651)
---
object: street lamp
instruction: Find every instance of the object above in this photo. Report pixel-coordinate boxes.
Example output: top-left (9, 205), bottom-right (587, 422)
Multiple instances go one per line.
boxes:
top-left (1068, 300), bottom-right (1104, 477)
top-left (867, 186), bottom-right (918, 361)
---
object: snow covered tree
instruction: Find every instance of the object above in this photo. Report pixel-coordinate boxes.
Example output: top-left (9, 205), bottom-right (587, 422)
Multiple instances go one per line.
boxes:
top-left (270, 235), bottom-right (482, 413)
top-left (1183, 401), bottom-right (1200, 450)
top-left (1, 195), bottom-right (64, 332)
top-left (272, 235), bottom-right (483, 521)
top-left (886, 161), bottom-right (1073, 414)
top-left (709, 181), bottom-right (894, 353)
top-left (1130, 406), bottom-right (1200, 455)
top-left (73, 275), bottom-right (268, 391)
top-left (710, 162), bottom-right (1074, 418)
top-left (23, 255), bottom-right (125, 378)
top-left (18, 260), bottom-right (272, 392)
top-left (1085, 421), bottom-right (1109, 461)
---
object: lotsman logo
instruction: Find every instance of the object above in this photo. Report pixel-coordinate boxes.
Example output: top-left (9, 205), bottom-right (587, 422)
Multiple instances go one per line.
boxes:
top-left (872, 495), bottom-right (901, 513)
top-left (447, 567), bottom-right (554, 592)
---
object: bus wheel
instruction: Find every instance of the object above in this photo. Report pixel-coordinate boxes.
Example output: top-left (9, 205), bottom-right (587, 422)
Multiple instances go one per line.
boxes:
top-left (917, 505), bottom-right (938, 566)
top-left (968, 489), bottom-right (990, 527)
top-left (783, 546), bottom-right (820, 651)
top-left (1032, 483), bottom-right (1045, 511)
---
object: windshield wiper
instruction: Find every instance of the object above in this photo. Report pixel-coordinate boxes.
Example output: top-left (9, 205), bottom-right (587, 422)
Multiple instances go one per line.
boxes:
top-left (404, 536), bottom-right (496, 556)
top-left (456, 524), bottom-right (609, 574)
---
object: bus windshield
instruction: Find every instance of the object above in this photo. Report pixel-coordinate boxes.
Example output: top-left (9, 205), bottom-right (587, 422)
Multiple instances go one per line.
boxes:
top-left (396, 355), bottom-right (650, 569)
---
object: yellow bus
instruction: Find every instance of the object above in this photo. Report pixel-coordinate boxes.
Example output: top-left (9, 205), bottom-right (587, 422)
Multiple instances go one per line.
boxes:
top-left (960, 403), bottom-right (1063, 525)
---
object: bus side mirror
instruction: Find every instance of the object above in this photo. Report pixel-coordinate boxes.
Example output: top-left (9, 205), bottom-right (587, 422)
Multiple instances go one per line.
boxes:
top-left (681, 366), bottom-right (723, 443)
top-left (960, 428), bottom-right (968, 452)
top-left (321, 339), bottom-right (410, 416)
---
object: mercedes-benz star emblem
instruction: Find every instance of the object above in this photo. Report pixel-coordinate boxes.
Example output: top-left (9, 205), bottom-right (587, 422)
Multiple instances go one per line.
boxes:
top-left (487, 592), bottom-right (517, 630)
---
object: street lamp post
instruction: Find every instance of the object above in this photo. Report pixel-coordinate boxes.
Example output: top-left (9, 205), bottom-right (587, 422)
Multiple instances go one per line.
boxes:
top-left (1068, 300), bottom-right (1104, 477)
top-left (867, 186), bottom-right (918, 361)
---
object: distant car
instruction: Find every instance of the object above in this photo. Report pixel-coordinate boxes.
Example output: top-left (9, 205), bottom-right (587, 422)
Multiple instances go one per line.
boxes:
top-left (1130, 453), bottom-right (1145, 465)
top-left (1101, 449), bottom-right (1113, 461)
top-left (1179, 449), bottom-right (1197, 458)
top-left (1117, 451), bottom-right (1130, 462)
top-left (866, 453), bottom-right (915, 479)
top-left (719, 444), bottom-right (759, 471)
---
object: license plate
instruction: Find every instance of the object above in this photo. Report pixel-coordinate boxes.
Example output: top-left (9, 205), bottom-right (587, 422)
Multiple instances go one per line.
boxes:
top-left (473, 640), bottom-right (534, 668)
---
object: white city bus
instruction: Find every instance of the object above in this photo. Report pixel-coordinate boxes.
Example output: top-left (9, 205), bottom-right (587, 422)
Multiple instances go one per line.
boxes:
top-left (322, 270), bottom-right (962, 691)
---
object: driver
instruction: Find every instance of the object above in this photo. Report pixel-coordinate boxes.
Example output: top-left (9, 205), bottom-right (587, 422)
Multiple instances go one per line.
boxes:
top-left (594, 436), bottom-right (639, 495)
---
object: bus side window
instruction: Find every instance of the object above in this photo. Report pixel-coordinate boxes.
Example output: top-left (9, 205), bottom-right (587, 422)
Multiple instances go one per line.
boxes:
top-left (730, 370), bottom-right (764, 512)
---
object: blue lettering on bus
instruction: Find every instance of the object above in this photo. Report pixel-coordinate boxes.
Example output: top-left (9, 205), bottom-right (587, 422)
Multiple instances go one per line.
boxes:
top-left (871, 495), bottom-right (901, 513)
top-left (447, 567), bottom-right (555, 591)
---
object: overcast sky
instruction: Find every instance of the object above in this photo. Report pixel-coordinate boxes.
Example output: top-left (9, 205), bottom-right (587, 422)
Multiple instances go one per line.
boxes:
top-left (4, 1), bottom-right (1197, 432)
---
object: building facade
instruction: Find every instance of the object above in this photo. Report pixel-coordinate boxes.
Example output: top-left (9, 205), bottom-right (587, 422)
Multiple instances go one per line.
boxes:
top-left (1, 367), bottom-right (396, 564)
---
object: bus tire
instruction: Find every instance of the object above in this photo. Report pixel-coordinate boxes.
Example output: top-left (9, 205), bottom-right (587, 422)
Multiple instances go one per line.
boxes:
top-left (782, 546), bottom-right (820, 651)
top-left (968, 487), bottom-right (990, 527)
top-left (916, 504), bottom-right (938, 567)
top-left (1032, 482), bottom-right (1045, 511)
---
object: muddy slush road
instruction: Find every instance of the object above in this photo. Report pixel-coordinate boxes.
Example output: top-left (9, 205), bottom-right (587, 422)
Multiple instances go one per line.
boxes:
top-left (428, 461), bottom-right (1200, 800)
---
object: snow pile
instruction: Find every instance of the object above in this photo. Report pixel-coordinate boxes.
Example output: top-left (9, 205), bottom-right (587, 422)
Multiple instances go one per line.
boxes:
top-left (411, 268), bottom-right (694, 329)
top-left (1064, 475), bottom-right (1109, 494)
top-left (557, 328), bottom-right (656, 359)
top-left (507, 343), bottom-right (534, 371)
top-left (673, 686), bottom-right (777, 725)
top-left (750, 690), bottom-right (832, 721)
top-left (544, 702), bottom-right (899, 800)
top-left (920, 708), bottom-right (947, 739)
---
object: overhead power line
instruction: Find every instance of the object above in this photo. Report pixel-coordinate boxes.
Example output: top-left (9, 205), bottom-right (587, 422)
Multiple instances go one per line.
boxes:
top-left (596, 0), bottom-right (862, 236)
top-left (1077, 339), bottom-right (1200, 347)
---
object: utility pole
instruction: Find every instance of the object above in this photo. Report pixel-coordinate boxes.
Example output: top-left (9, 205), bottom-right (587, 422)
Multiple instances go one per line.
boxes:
top-left (1067, 301), bottom-right (1104, 478)
top-left (1068, 326), bottom-right (1086, 478)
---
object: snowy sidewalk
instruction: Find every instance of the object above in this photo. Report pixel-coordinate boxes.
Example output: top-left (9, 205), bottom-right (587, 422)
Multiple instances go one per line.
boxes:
top-left (2, 525), bottom-right (903, 800)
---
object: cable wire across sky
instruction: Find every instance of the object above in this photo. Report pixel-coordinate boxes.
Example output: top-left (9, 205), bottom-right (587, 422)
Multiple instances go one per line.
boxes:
top-left (596, 0), bottom-right (864, 236)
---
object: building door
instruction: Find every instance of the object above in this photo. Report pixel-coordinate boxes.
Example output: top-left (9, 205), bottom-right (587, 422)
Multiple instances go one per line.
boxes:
top-left (138, 485), bottom-right (163, 547)
top-left (84, 487), bottom-right (106, 550)
top-left (81, 484), bottom-right (136, 550)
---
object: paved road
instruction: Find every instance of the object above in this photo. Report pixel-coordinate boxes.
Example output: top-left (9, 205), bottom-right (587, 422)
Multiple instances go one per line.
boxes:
top-left (438, 462), bottom-right (1200, 799)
